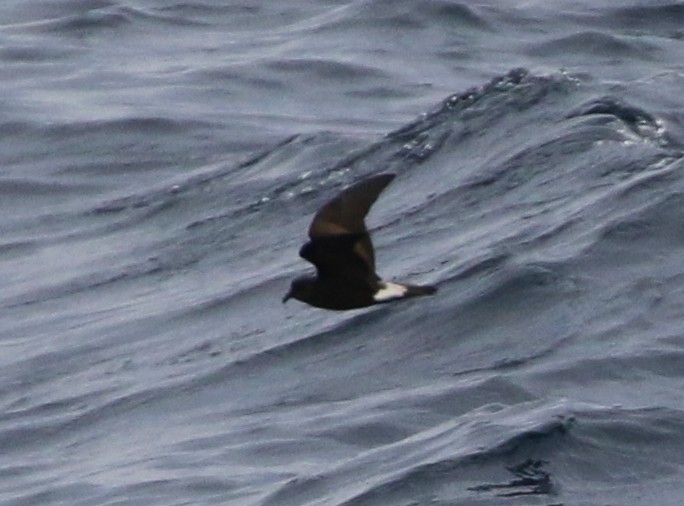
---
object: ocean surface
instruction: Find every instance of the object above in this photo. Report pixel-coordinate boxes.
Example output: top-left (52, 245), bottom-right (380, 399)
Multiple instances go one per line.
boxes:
top-left (2, 1), bottom-right (684, 505)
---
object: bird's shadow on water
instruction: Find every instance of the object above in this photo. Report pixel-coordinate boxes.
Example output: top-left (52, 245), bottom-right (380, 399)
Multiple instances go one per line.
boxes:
top-left (468, 459), bottom-right (562, 504)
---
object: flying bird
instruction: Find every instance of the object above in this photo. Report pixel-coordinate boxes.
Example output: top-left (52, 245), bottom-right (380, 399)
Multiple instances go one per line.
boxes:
top-left (283, 173), bottom-right (437, 310)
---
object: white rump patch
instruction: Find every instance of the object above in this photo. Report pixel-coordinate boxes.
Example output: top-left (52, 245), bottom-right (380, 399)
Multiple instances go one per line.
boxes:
top-left (373, 281), bottom-right (408, 302)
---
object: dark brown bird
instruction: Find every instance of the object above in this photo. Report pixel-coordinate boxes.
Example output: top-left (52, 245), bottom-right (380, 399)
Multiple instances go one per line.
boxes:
top-left (283, 173), bottom-right (437, 310)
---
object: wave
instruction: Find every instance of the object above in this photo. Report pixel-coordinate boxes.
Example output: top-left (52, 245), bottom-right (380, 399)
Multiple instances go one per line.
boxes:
top-left (530, 31), bottom-right (659, 59)
top-left (4, 66), bottom-right (684, 505)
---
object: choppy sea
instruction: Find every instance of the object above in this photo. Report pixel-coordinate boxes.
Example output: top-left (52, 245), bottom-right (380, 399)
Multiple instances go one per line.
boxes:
top-left (2, 1), bottom-right (684, 505)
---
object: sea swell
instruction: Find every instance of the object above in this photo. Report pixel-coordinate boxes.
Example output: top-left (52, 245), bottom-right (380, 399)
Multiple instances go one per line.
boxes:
top-left (2, 4), bottom-right (684, 498)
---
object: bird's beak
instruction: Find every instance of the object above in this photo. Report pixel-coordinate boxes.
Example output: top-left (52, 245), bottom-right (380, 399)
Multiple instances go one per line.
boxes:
top-left (282, 291), bottom-right (292, 304)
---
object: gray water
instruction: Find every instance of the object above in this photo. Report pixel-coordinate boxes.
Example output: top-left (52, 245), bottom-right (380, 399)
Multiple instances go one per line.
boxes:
top-left (2, 1), bottom-right (684, 505)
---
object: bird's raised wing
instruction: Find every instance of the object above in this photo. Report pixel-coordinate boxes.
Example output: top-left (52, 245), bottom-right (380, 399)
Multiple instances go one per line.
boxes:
top-left (307, 173), bottom-right (395, 275)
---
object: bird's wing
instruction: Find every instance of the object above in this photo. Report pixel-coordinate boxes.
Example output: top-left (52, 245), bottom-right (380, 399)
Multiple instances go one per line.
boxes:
top-left (299, 234), bottom-right (377, 289)
top-left (307, 173), bottom-right (395, 274)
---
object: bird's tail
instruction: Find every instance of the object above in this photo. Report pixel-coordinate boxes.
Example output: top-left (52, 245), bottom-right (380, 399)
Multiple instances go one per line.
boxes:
top-left (404, 284), bottom-right (438, 297)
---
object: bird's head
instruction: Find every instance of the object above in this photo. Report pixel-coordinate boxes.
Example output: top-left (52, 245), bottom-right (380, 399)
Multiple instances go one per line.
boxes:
top-left (282, 276), bottom-right (316, 304)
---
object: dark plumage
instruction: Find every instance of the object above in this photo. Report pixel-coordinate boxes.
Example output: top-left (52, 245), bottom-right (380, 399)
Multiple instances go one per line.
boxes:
top-left (283, 173), bottom-right (437, 310)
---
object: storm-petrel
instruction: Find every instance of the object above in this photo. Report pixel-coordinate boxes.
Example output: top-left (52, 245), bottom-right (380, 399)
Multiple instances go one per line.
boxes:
top-left (283, 173), bottom-right (437, 310)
